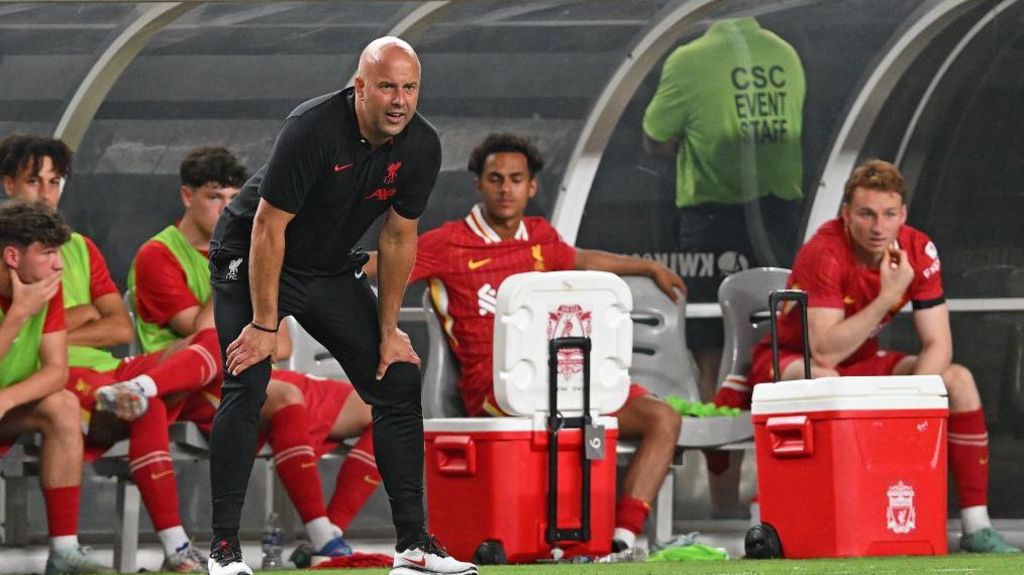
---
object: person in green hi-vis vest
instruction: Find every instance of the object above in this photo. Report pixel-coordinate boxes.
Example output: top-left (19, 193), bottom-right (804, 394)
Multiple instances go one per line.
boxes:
top-left (0, 200), bottom-right (111, 575)
top-left (2, 134), bottom-right (230, 572)
top-left (643, 17), bottom-right (806, 518)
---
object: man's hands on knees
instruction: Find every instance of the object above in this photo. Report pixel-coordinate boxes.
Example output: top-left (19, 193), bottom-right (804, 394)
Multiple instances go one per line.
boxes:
top-left (376, 327), bottom-right (420, 381)
top-left (226, 323), bottom-right (277, 376)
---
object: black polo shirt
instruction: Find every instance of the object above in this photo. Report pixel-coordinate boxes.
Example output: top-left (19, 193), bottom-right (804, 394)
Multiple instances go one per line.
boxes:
top-left (213, 87), bottom-right (441, 276)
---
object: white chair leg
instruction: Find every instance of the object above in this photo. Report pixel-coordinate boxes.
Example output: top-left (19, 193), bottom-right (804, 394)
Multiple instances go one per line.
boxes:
top-left (647, 469), bottom-right (674, 546)
top-left (114, 478), bottom-right (140, 573)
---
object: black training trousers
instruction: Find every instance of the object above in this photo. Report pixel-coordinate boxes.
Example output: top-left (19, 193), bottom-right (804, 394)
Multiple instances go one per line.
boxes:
top-left (207, 248), bottom-right (424, 548)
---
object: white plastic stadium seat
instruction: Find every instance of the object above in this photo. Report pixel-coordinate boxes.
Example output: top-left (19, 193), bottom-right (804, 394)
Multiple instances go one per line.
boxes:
top-left (123, 290), bottom-right (142, 357)
top-left (623, 276), bottom-right (700, 402)
top-left (283, 316), bottom-right (348, 380)
top-left (624, 276), bottom-right (753, 449)
top-left (716, 267), bottom-right (791, 387)
top-left (421, 289), bottom-right (467, 418)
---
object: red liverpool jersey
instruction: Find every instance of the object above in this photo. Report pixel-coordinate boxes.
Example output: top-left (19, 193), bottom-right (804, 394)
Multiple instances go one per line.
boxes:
top-left (769, 218), bottom-right (944, 366)
top-left (410, 205), bottom-right (576, 415)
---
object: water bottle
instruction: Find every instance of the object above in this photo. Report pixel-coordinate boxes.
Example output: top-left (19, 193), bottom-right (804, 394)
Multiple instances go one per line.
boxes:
top-left (260, 512), bottom-right (284, 570)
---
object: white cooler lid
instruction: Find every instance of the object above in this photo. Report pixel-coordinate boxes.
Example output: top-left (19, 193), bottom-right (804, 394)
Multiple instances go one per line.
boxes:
top-left (751, 375), bottom-right (948, 415)
top-left (424, 414), bottom-right (619, 433)
top-left (493, 271), bottom-right (632, 417)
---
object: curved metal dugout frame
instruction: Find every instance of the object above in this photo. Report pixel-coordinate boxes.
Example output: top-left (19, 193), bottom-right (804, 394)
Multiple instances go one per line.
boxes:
top-left (895, 0), bottom-right (1020, 188)
top-left (550, 0), bottom-right (718, 245)
top-left (54, 3), bottom-right (196, 151)
top-left (54, 1), bottom-right (454, 152)
top-left (805, 0), bottom-right (978, 240)
top-left (344, 1), bottom-right (455, 88)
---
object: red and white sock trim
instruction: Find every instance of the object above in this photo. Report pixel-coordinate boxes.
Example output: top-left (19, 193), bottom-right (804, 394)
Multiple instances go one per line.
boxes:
top-left (130, 450), bottom-right (173, 473)
top-left (949, 431), bottom-right (989, 447)
top-left (273, 445), bottom-right (315, 466)
top-left (188, 343), bottom-right (219, 386)
top-left (346, 448), bottom-right (376, 467)
top-left (721, 374), bottom-right (751, 394)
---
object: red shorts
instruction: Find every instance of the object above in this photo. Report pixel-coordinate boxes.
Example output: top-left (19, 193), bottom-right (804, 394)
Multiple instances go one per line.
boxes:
top-left (68, 353), bottom-right (189, 440)
top-left (67, 352), bottom-right (165, 412)
top-left (720, 342), bottom-right (908, 409)
top-left (262, 369), bottom-right (355, 455)
top-left (475, 382), bottom-right (650, 418)
top-left (178, 387), bottom-right (221, 435)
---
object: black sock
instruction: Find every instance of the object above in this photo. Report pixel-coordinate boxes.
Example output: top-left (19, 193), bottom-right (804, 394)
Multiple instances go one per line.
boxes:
top-left (395, 524), bottom-right (425, 552)
top-left (211, 533), bottom-right (240, 554)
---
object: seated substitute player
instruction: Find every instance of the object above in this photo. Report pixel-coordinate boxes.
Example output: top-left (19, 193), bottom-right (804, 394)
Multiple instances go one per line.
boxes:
top-left (715, 159), bottom-right (1020, 554)
top-left (365, 133), bottom-right (685, 553)
top-left (0, 200), bottom-right (110, 575)
top-left (1, 134), bottom-right (225, 571)
top-left (130, 146), bottom-right (379, 564)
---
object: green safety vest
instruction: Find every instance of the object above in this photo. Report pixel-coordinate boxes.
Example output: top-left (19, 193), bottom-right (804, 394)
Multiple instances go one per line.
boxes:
top-left (61, 233), bottom-right (122, 372)
top-left (128, 225), bottom-right (211, 354)
top-left (643, 17), bottom-right (805, 208)
top-left (0, 300), bottom-right (47, 389)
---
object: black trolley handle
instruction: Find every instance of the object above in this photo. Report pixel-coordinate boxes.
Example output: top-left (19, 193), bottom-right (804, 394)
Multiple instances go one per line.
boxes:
top-left (546, 336), bottom-right (592, 545)
top-left (769, 289), bottom-right (811, 383)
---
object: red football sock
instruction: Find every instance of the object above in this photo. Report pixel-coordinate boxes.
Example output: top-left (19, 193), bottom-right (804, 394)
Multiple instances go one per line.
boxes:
top-left (704, 376), bottom-right (754, 475)
top-left (615, 496), bottom-right (650, 535)
top-left (269, 404), bottom-right (327, 523)
top-left (327, 426), bottom-right (380, 530)
top-left (948, 409), bottom-right (989, 509)
top-left (714, 375), bottom-right (753, 410)
top-left (147, 328), bottom-right (221, 396)
top-left (129, 398), bottom-right (182, 530)
top-left (43, 485), bottom-right (79, 537)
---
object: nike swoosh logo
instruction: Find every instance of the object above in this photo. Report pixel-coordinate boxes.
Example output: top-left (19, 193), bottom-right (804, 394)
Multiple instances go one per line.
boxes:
top-left (468, 258), bottom-right (492, 270)
top-left (354, 269), bottom-right (366, 279)
top-left (405, 556), bottom-right (427, 567)
top-left (301, 462), bottom-right (317, 469)
top-left (334, 163), bottom-right (353, 172)
top-left (363, 474), bottom-right (381, 485)
top-left (150, 469), bottom-right (175, 480)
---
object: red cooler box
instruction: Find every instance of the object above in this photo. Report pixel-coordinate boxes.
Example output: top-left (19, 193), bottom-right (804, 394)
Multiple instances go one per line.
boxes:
top-left (425, 415), bottom-right (618, 563)
top-left (751, 375), bottom-right (949, 558)
top-left (424, 272), bottom-right (633, 563)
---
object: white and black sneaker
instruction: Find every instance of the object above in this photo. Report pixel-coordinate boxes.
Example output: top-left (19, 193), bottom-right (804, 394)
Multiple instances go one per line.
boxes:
top-left (391, 534), bottom-right (478, 575)
top-left (207, 539), bottom-right (252, 575)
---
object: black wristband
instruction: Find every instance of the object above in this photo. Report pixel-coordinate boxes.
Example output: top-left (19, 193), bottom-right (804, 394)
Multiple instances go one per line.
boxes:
top-left (250, 321), bottom-right (279, 334)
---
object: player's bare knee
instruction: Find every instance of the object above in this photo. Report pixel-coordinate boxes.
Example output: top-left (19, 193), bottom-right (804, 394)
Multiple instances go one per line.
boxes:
top-left (353, 397), bottom-right (373, 428)
top-left (810, 365), bottom-right (839, 378)
top-left (37, 390), bottom-right (81, 436)
top-left (634, 398), bottom-right (680, 445)
top-left (943, 363), bottom-right (981, 408)
top-left (782, 358), bottom-right (823, 380)
top-left (265, 380), bottom-right (304, 412)
top-left (655, 400), bottom-right (682, 443)
top-left (943, 363), bottom-right (974, 388)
